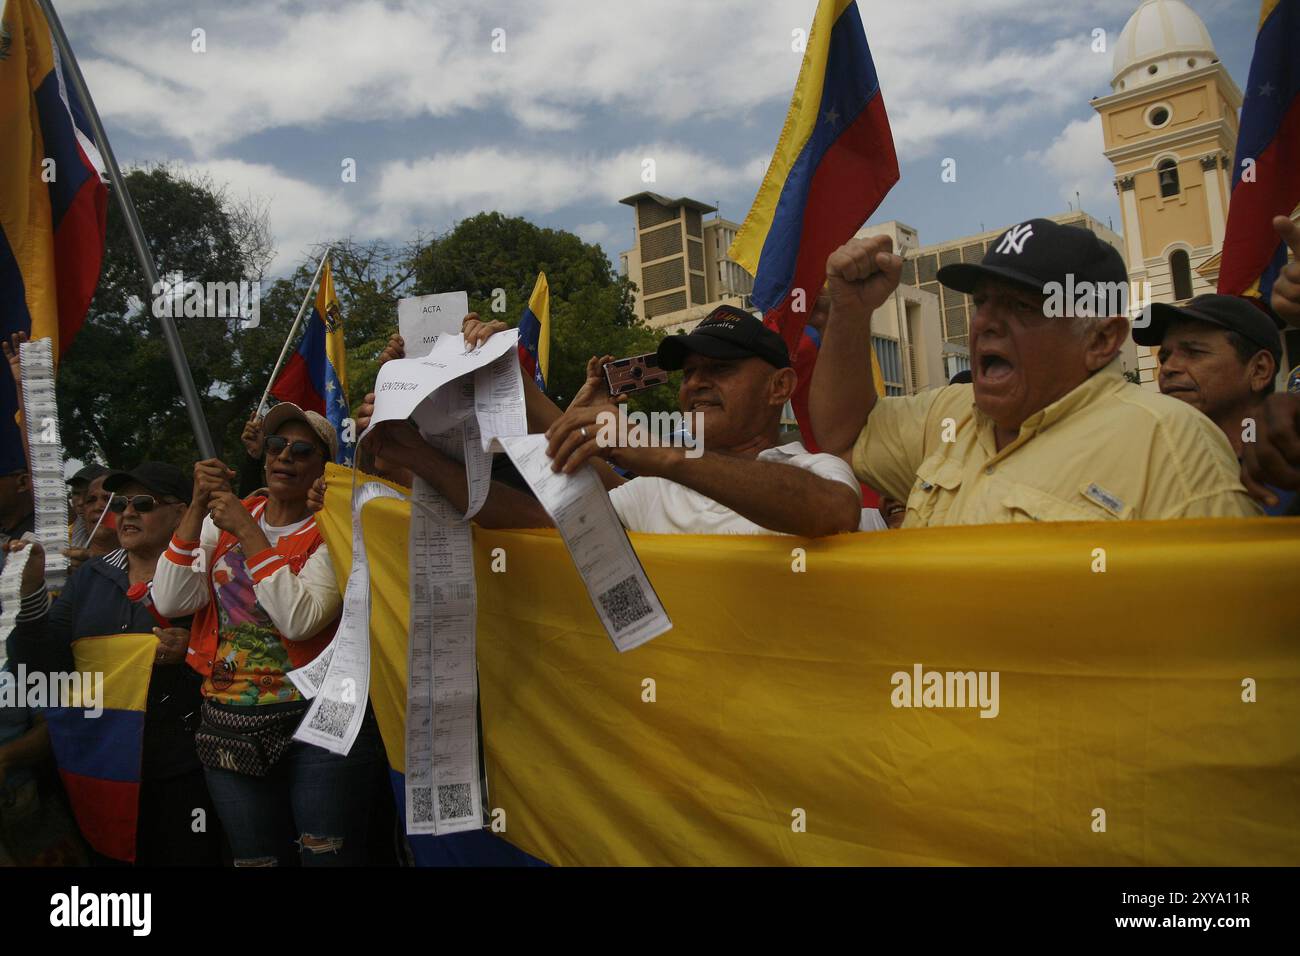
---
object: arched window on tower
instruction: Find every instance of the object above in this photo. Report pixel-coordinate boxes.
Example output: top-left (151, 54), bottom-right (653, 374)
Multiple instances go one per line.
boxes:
top-left (1170, 250), bottom-right (1193, 300)
top-left (1158, 159), bottom-right (1181, 198)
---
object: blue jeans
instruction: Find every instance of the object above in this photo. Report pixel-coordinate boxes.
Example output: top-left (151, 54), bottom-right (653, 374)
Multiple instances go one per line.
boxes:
top-left (203, 706), bottom-right (384, 866)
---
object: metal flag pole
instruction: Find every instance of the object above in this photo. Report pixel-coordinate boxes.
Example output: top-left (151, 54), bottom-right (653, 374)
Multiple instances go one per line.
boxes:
top-left (255, 245), bottom-right (333, 418)
top-left (36, 0), bottom-right (218, 459)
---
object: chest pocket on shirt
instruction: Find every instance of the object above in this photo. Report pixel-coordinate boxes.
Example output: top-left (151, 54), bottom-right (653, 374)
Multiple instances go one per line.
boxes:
top-left (906, 458), bottom-right (964, 526)
top-left (1000, 482), bottom-right (1121, 523)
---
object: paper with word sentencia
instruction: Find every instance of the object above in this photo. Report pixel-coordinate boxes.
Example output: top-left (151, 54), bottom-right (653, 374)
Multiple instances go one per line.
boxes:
top-left (398, 291), bottom-right (470, 359)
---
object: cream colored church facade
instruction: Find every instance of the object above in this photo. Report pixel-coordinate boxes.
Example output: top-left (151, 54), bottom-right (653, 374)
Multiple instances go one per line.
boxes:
top-left (1092, 0), bottom-right (1243, 388)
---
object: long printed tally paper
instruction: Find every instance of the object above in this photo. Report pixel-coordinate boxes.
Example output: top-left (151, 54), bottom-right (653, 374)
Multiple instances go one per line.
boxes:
top-left (291, 477), bottom-right (407, 755)
top-left (18, 338), bottom-right (69, 591)
top-left (323, 331), bottom-right (671, 833)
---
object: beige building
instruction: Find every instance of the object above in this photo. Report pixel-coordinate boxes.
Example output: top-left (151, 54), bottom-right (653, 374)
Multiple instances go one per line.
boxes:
top-left (619, 194), bottom-right (952, 397)
top-left (617, 192), bottom-right (754, 333)
top-left (901, 211), bottom-right (1142, 380)
top-left (1092, 0), bottom-right (1242, 387)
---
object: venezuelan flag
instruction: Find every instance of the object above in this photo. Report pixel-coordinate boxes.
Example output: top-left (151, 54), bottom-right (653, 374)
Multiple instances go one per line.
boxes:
top-left (729, 0), bottom-right (897, 336)
top-left (0, 0), bottom-right (109, 470)
top-left (41, 632), bottom-right (155, 863)
top-left (516, 272), bottom-right (549, 390)
top-left (315, 463), bottom-right (1300, 866)
top-left (728, 0), bottom-right (896, 450)
top-left (271, 260), bottom-right (353, 463)
top-left (1218, 0), bottom-right (1300, 300)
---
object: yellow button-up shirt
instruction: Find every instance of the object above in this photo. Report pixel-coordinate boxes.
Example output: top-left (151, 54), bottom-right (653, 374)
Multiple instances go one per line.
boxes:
top-left (851, 359), bottom-right (1261, 527)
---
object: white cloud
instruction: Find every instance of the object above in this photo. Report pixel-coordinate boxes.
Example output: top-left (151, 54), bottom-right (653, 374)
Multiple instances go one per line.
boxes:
top-left (370, 144), bottom-right (743, 231)
top-left (71, 0), bottom-right (1132, 157)
top-left (1026, 114), bottom-right (1116, 211)
top-left (573, 221), bottom-right (615, 248)
top-left (182, 158), bottom-right (362, 275)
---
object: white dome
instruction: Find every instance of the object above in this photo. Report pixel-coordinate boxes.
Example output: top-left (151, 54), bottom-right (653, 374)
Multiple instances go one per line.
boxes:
top-left (1111, 0), bottom-right (1216, 93)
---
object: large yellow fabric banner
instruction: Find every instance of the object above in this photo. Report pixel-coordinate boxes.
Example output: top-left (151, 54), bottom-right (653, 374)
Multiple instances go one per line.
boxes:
top-left (319, 463), bottom-right (1300, 866)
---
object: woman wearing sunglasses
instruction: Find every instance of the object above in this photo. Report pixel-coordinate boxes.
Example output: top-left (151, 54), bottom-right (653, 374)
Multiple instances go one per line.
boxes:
top-left (152, 402), bottom-right (381, 867)
top-left (6, 462), bottom-right (223, 865)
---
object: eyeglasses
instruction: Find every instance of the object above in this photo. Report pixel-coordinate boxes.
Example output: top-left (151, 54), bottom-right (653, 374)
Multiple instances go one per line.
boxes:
top-left (264, 436), bottom-right (322, 460)
top-left (108, 494), bottom-right (179, 514)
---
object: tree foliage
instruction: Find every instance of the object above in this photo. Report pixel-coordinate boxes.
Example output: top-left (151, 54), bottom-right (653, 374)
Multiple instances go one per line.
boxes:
top-left (60, 185), bottom-right (672, 469)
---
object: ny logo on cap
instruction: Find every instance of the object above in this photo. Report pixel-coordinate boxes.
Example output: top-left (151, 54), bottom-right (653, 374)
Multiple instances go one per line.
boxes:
top-left (995, 223), bottom-right (1034, 256)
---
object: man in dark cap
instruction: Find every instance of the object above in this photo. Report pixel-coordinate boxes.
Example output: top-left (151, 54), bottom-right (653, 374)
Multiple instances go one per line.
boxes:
top-left (361, 306), bottom-right (863, 537)
top-left (67, 463), bottom-right (108, 548)
top-left (1133, 294), bottom-right (1293, 515)
top-left (810, 219), bottom-right (1260, 524)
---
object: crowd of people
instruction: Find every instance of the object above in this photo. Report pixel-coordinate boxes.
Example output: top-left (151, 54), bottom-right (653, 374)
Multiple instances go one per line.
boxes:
top-left (1, 214), bottom-right (1298, 866)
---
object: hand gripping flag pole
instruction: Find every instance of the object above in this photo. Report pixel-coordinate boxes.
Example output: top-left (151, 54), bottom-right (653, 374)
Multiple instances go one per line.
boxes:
top-left (36, 0), bottom-right (218, 458)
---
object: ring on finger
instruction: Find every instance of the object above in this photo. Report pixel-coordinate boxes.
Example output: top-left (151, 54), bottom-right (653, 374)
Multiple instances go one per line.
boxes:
top-left (580, 426), bottom-right (589, 440)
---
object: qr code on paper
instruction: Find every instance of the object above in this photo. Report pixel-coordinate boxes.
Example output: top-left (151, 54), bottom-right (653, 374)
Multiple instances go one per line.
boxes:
top-left (307, 698), bottom-right (356, 739)
top-left (410, 786), bottom-right (434, 824)
top-left (597, 575), bottom-right (654, 632)
top-left (437, 783), bottom-right (472, 821)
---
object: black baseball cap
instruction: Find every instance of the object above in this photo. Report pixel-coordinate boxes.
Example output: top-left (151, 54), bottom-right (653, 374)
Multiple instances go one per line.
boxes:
top-left (938, 218), bottom-right (1129, 301)
top-left (1132, 293), bottom-right (1283, 359)
top-left (69, 463), bottom-right (109, 487)
top-left (103, 462), bottom-right (192, 504)
top-left (656, 305), bottom-right (792, 371)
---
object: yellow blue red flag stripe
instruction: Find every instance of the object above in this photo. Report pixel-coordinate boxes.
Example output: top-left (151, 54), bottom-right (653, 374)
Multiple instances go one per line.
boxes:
top-left (729, 0), bottom-right (897, 333)
top-left (271, 260), bottom-right (353, 463)
top-left (516, 272), bottom-right (549, 390)
top-left (1219, 0), bottom-right (1300, 299)
top-left (0, 0), bottom-right (108, 470)
top-left (41, 632), bottom-right (155, 863)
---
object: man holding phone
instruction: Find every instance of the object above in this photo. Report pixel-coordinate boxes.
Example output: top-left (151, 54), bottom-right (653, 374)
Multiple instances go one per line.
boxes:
top-left (353, 306), bottom-right (862, 538)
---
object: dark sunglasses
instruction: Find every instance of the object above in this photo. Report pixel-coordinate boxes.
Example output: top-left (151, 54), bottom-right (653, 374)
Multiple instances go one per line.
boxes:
top-left (108, 494), bottom-right (180, 514)
top-left (264, 435), bottom-right (322, 460)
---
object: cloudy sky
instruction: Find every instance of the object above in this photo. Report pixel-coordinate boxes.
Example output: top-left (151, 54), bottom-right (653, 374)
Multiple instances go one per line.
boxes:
top-left (54, 0), bottom-right (1258, 276)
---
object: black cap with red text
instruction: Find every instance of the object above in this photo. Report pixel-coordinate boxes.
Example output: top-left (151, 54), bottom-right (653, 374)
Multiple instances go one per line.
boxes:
top-left (656, 305), bottom-right (792, 370)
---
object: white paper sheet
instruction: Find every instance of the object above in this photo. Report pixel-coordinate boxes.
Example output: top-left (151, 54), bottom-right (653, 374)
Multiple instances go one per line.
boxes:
top-left (491, 434), bottom-right (672, 652)
top-left (397, 291), bottom-right (470, 358)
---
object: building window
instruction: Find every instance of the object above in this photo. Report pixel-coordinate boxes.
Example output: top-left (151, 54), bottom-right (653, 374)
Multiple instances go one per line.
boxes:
top-left (1147, 105), bottom-right (1170, 128)
top-left (872, 335), bottom-right (906, 395)
top-left (1158, 159), bottom-right (1180, 198)
top-left (1170, 250), bottom-right (1193, 300)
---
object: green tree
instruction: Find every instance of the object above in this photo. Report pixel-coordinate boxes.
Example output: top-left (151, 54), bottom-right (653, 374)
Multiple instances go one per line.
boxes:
top-left (58, 164), bottom-right (284, 466)
top-left (411, 212), bottom-right (675, 412)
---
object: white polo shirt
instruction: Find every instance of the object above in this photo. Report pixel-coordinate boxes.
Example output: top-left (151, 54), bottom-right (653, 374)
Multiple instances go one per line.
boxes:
top-left (607, 441), bottom-right (863, 535)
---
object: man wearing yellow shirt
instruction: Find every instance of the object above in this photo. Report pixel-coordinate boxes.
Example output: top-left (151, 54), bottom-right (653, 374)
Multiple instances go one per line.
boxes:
top-left (809, 218), bottom-right (1260, 526)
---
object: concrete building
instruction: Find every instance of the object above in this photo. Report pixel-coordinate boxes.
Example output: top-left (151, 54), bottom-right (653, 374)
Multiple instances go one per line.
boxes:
top-left (618, 195), bottom-right (952, 397)
top-left (617, 192), bottom-right (753, 334)
top-left (851, 221), bottom-right (949, 395)
top-left (901, 211), bottom-right (1142, 381)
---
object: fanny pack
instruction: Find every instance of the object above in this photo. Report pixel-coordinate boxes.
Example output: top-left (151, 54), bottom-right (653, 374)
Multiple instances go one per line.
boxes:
top-left (195, 699), bottom-right (309, 777)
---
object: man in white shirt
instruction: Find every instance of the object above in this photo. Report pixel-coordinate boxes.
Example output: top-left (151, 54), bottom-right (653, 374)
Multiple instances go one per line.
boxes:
top-left (366, 307), bottom-right (863, 537)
